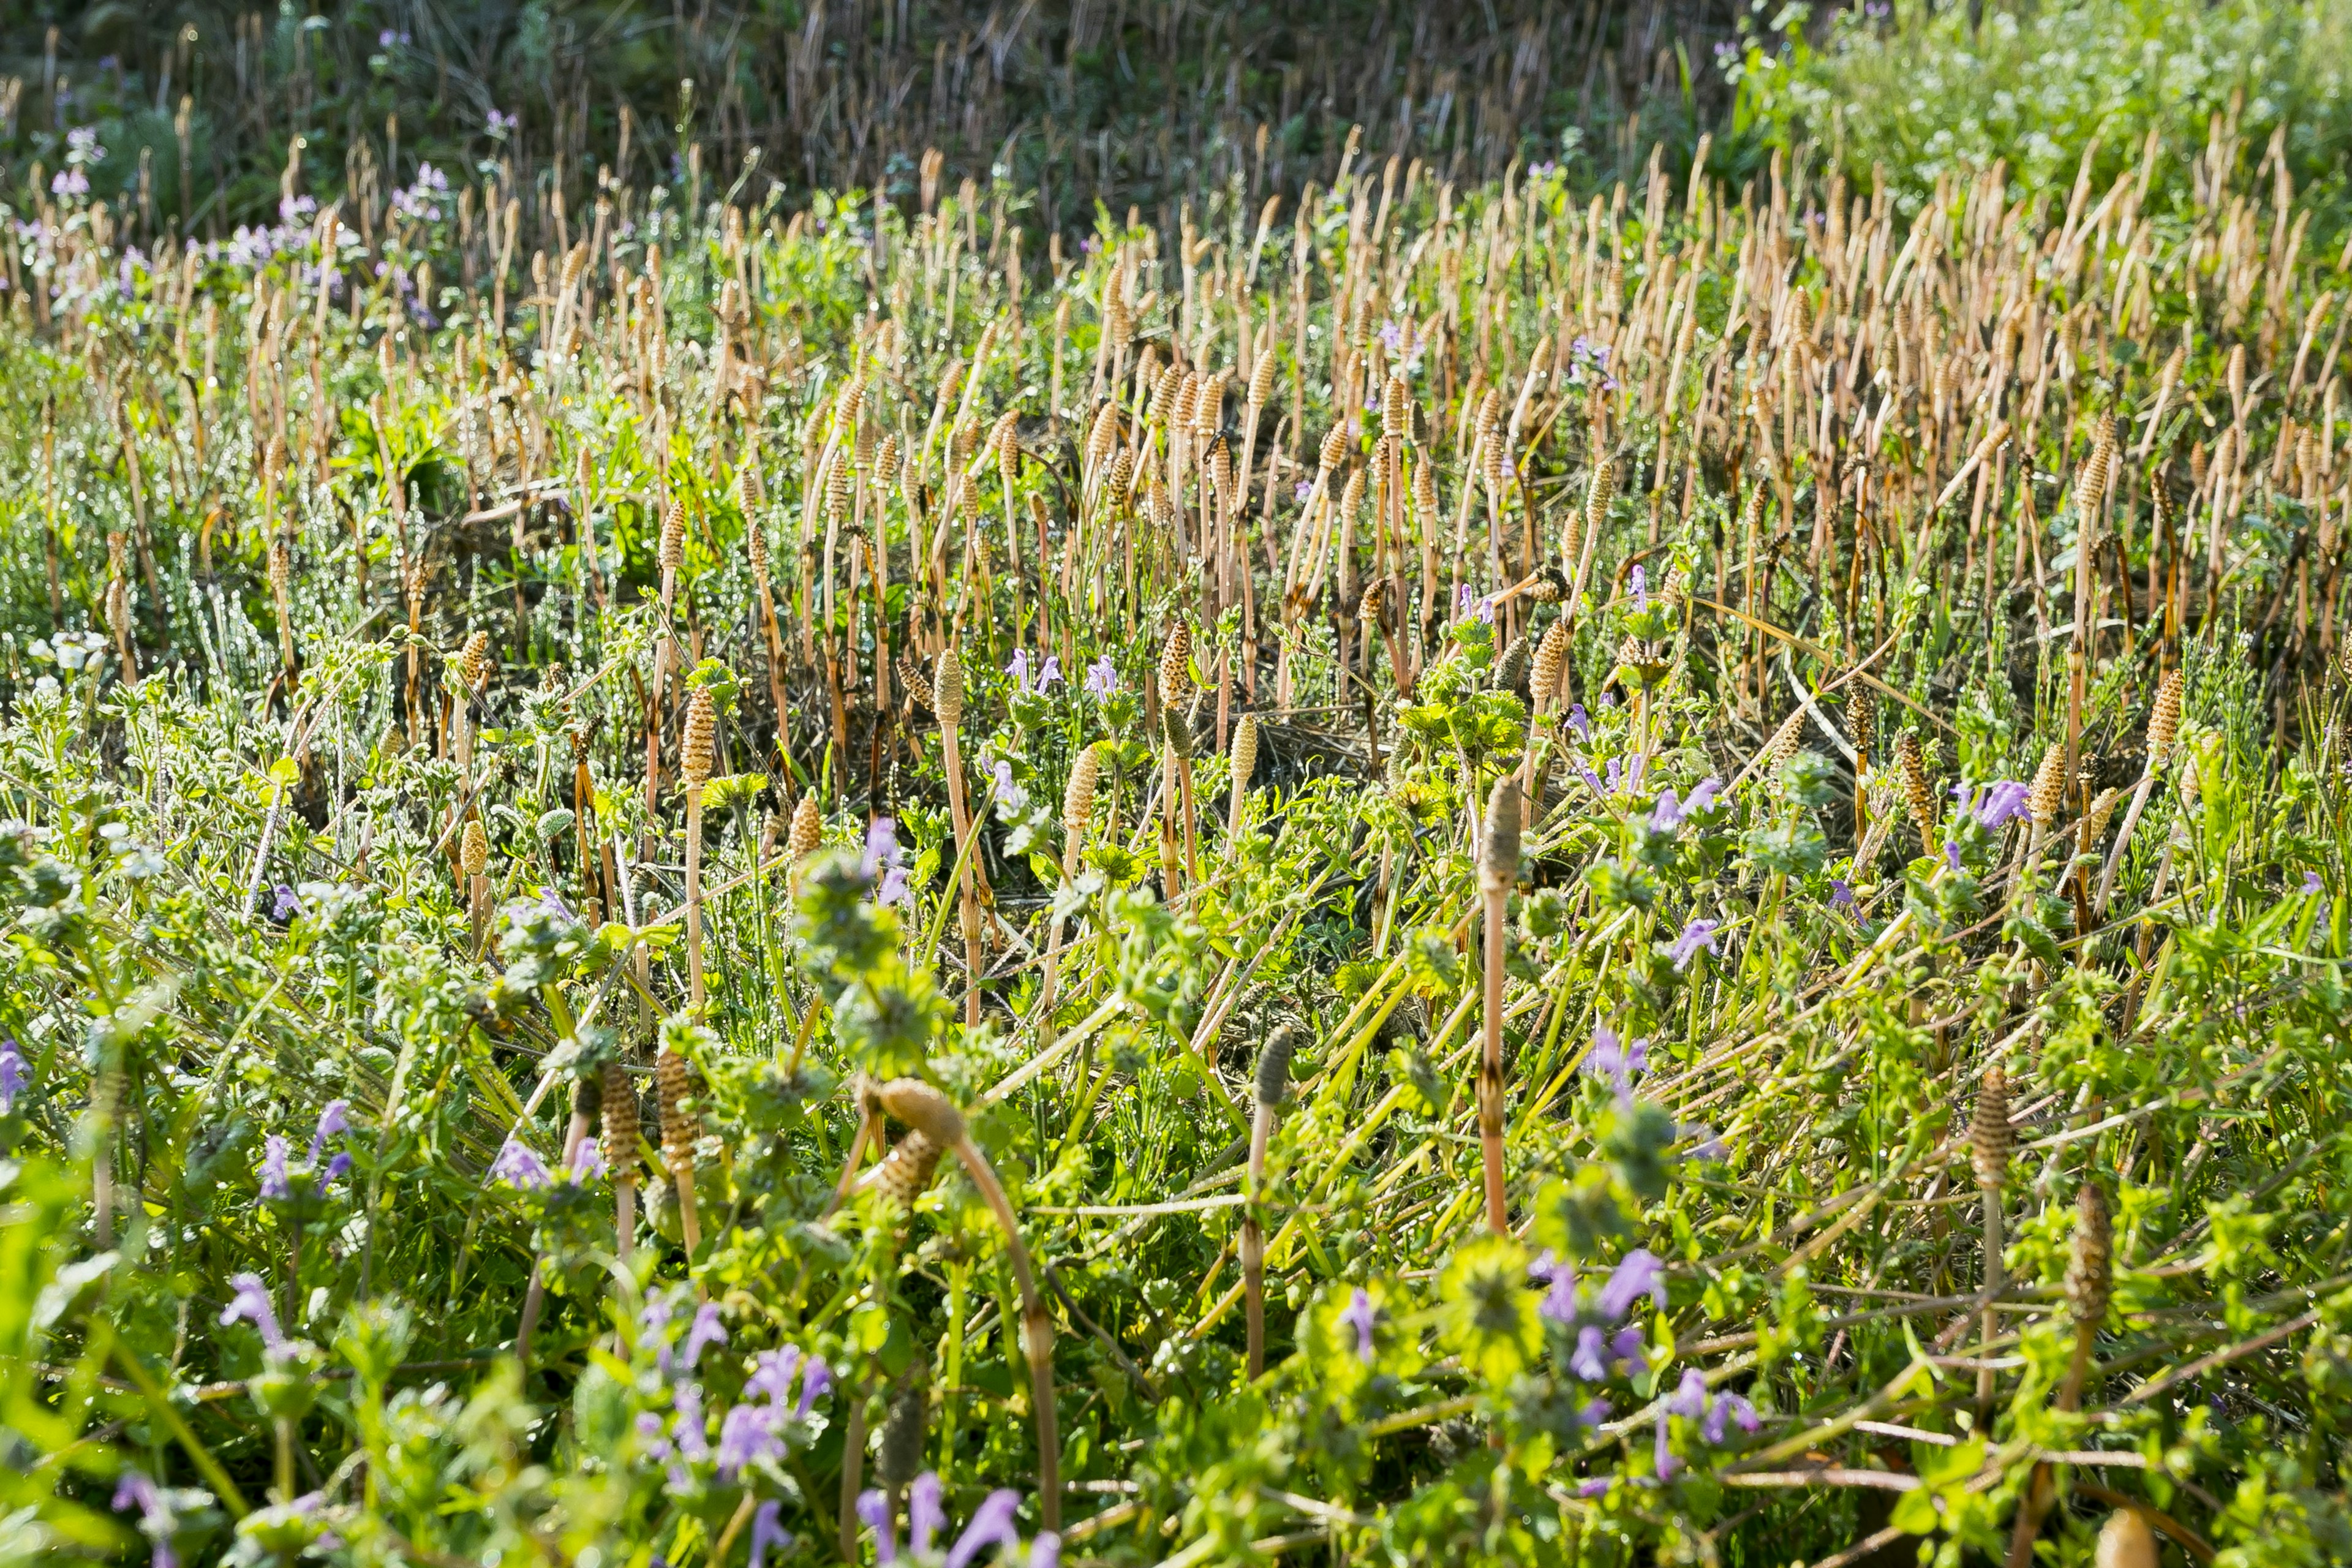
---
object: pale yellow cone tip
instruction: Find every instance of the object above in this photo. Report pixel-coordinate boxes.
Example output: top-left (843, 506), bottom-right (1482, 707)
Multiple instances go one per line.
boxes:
top-left (788, 794), bottom-right (823, 858)
top-left (460, 819), bottom-right (488, 877)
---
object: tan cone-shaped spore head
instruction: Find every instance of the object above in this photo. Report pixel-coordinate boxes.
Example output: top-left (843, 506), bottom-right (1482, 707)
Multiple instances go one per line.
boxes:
top-left (1479, 777), bottom-right (1522, 893)
top-left (1969, 1068), bottom-right (2011, 1192)
top-left (1896, 733), bottom-right (1936, 846)
top-left (788, 794), bottom-right (823, 858)
top-left (460, 818), bottom-right (488, 877)
top-left (877, 1077), bottom-right (968, 1149)
top-left (2147, 668), bottom-right (2185, 763)
top-left (1064, 744), bottom-right (1102, 835)
top-left (459, 630), bottom-right (492, 691)
top-left (1157, 623), bottom-right (1193, 708)
top-left (601, 1061), bottom-right (638, 1179)
top-left (1531, 620), bottom-right (1570, 712)
top-left (681, 688), bottom-right (718, 788)
top-left (934, 647), bottom-right (966, 728)
top-left (1231, 715), bottom-right (1260, 791)
top-left (2029, 742), bottom-right (2067, 826)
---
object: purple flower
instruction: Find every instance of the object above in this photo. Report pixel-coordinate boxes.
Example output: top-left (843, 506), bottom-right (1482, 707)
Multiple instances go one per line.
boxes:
top-left (1650, 788), bottom-right (1685, 833)
top-left (486, 109), bottom-right (518, 135)
top-left (1669, 918), bottom-right (1720, 972)
top-left (2304, 871), bottom-right (2325, 895)
top-left (1605, 756), bottom-right (1623, 794)
top-left (682, 1303), bottom-right (729, 1370)
top-left (796, 1355), bottom-right (832, 1417)
top-left (1341, 1287), bottom-right (1378, 1363)
top-left (1577, 1476), bottom-right (1613, 1498)
top-left (1575, 756), bottom-right (1606, 797)
top-left (747, 1500), bottom-right (792, 1568)
top-left (1610, 1325), bottom-right (1650, 1375)
top-left (1566, 703), bottom-right (1593, 740)
top-left (1943, 841), bottom-right (1964, 873)
top-left (1684, 777), bottom-right (1722, 816)
top-left (1630, 565), bottom-right (1648, 614)
top-left (1570, 1325), bottom-right (1611, 1381)
top-left (1037, 656), bottom-right (1063, 690)
top-left (863, 818), bottom-right (899, 878)
top-left (1455, 584), bottom-right (1476, 617)
top-left (1681, 1123), bottom-right (1727, 1161)
top-left (718, 1403), bottom-right (782, 1480)
top-left (946, 1488), bottom-right (1022, 1568)
top-left (1031, 1535), bottom-right (1062, 1568)
top-left (1008, 648), bottom-right (1033, 693)
top-left (113, 1471), bottom-right (175, 1568)
top-left (1703, 1390), bottom-right (1760, 1444)
top-left (221, 1273), bottom-right (285, 1350)
top-left (1598, 1249), bottom-right (1667, 1321)
top-left (0, 1037), bottom-right (26, 1113)
top-left (1577, 1396), bottom-right (1612, 1428)
top-left (911, 1471), bottom-right (946, 1555)
top-left (1294, 478), bottom-right (1316, 504)
top-left (878, 864), bottom-right (911, 906)
top-left (859, 1489), bottom-right (899, 1562)
top-left (271, 884), bottom-right (301, 922)
top-left (317, 1152), bottom-right (352, 1193)
top-left (635, 1411), bottom-right (673, 1461)
top-left (671, 1382), bottom-right (710, 1462)
top-left (1971, 779), bottom-right (2032, 830)
top-left (1654, 1411), bottom-right (1683, 1480)
top-left (1583, 1026), bottom-right (1649, 1093)
top-left (1664, 1367), bottom-right (1709, 1418)
top-left (52, 168), bottom-right (90, 198)
top-left (308, 1101), bottom-right (349, 1165)
top-left (992, 760), bottom-right (1021, 808)
top-left (1085, 654), bottom-right (1120, 697)
top-left (1531, 1251), bottom-right (1579, 1323)
top-left (1378, 318), bottom-right (1404, 353)
top-left (569, 1137), bottom-right (607, 1182)
top-left (750, 1346), bottom-right (802, 1404)
top-left (1830, 878), bottom-right (1857, 914)
top-left (258, 1135), bottom-right (292, 1200)
top-left (642, 1296), bottom-right (677, 1374)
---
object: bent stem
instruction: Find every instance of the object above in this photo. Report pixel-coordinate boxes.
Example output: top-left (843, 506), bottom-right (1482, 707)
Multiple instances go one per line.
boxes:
top-left (940, 714), bottom-right (982, 1028)
top-left (950, 1136), bottom-right (1060, 1532)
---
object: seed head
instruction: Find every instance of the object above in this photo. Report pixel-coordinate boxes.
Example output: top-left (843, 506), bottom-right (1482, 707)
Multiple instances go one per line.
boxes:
top-left (1896, 732), bottom-right (1937, 848)
top-left (1148, 366), bottom-right (1181, 427)
top-left (1254, 1024), bottom-right (1297, 1110)
top-left (1765, 708), bottom-right (1806, 770)
top-left (873, 433), bottom-right (900, 489)
top-left (1584, 457), bottom-right (1616, 543)
top-left (1969, 1068), bottom-right (2011, 1192)
top-left (656, 1048), bottom-right (696, 1178)
top-left (1531, 619), bottom-right (1570, 712)
top-left (897, 654), bottom-right (935, 713)
top-left (1162, 704), bottom-right (1194, 761)
top-left (872, 1128), bottom-right (944, 1207)
top-left (1085, 402), bottom-right (1120, 472)
top-left (1846, 688), bottom-right (1876, 764)
top-left (788, 794), bottom-right (823, 858)
top-left (2065, 1182), bottom-right (2113, 1332)
top-left (933, 647), bottom-right (966, 728)
top-left (1063, 743), bottom-right (1102, 834)
top-left (1383, 374), bottom-right (1409, 439)
top-left (2029, 742), bottom-right (2067, 826)
top-left (876, 1077), bottom-right (968, 1149)
top-left (460, 818), bottom-right (489, 878)
top-left (2147, 668), bottom-right (2185, 763)
top-left (1194, 372), bottom-right (1226, 435)
top-left (1157, 622), bottom-right (1193, 707)
top-left (660, 500), bottom-right (687, 575)
top-left (1247, 350), bottom-right (1278, 409)
top-left (459, 630), bottom-right (493, 690)
top-left (1318, 425), bottom-right (1348, 473)
top-left (1412, 453), bottom-right (1437, 519)
top-left (1357, 578), bottom-right (1388, 628)
top-left (600, 1061), bottom-right (638, 1179)
top-left (1107, 449), bottom-right (1136, 505)
top-left (680, 688), bottom-right (718, 789)
top-left (2094, 1509), bottom-right (2158, 1568)
top-left (1231, 714), bottom-right (1260, 792)
top-left (1479, 776), bottom-right (1522, 894)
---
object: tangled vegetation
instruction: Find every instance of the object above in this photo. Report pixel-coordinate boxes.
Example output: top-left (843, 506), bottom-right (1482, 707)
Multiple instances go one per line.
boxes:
top-left (5, 48), bottom-right (2352, 1568)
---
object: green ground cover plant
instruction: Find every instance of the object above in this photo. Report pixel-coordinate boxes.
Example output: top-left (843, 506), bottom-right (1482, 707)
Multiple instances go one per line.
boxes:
top-left (4, 24), bottom-right (2352, 1564)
